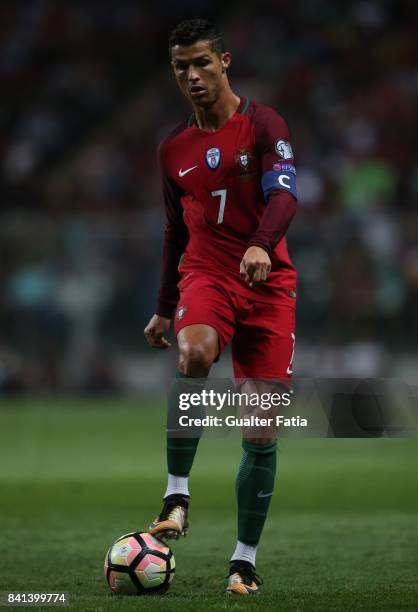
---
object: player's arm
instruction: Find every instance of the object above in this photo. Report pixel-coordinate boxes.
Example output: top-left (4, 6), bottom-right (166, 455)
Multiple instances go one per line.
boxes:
top-left (240, 108), bottom-right (297, 286)
top-left (144, 147), bottom-right (189, 349)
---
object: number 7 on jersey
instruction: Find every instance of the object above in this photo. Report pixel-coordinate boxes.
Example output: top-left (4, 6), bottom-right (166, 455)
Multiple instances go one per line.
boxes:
top-left (211, 189), bottom-right (227, 224)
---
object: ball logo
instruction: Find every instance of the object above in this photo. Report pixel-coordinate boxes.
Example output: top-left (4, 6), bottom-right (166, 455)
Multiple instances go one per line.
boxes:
top-left (275, 139), bottom-right (293, 160)
top-left (206, 147), bottom-right (221, 169)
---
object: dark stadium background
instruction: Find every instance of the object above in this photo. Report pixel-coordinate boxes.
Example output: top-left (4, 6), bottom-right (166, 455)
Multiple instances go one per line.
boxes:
top-left (1, 0), bottom-right (417, 395)
top-left (1, 3), bottom-right (417, 610)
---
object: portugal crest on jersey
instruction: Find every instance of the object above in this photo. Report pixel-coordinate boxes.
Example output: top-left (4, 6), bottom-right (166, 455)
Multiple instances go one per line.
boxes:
top-left (236, 150), bottom-right (249, 168)
top-left (176, 304), bottom-right (188, 321)
top-left (206, 147), bottom-right (221, 169)
top-left (234, 147), bottom-right (254, 178)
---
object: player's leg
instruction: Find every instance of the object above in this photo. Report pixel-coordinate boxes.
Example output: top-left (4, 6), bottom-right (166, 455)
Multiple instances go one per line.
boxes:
top-left (149, 323), bottom-right (218, 539)
top-left (149, 276), bottom-right (235, 540)
top-left (226, 298), bottom-right (295, 594)
top-left (166, 326), bottom-right (217, 488)
top-left (227, 380), bottom-right (278, 595)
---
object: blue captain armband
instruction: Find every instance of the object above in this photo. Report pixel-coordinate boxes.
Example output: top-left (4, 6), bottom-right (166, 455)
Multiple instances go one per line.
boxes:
top-left (261, 164), bottom-right (297, 200)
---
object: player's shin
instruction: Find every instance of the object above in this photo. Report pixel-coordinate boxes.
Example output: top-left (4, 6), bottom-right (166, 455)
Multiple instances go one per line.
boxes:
top-left (166, 371), bottom-right (205, 490)
top-left (233, 439), bottom-right (277, 563)
top-left (149, 371), bottom-right (206, 539)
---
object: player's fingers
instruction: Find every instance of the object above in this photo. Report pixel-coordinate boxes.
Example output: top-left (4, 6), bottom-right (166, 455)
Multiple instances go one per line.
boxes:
top-left (260, 263), bottom-right (270, 282)
top-left (152, 335), bottom-right (171, 349)
top-left (155, 338), bottom-right (172, 349)
top-left (144, 326), bottom-right (170, 349)
top-left (249, 262), bottom-right (271, 287)
top-left (240, 260), bottom-right (250, 281)
top-left (246, 261), bottom-right (257, 278)
top-left (153, 326), bottom-right (172, 347)
top-left (246, 264), bottom-right (257, 287)
top-left (144, 328), bottom-right (154, 345)
top-left (252, 266), bottom-right (263, 284)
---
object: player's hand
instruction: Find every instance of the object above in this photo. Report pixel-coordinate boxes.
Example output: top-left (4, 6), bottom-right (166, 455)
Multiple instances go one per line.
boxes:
top-left (144, 314), bottom-right (172, 349)
top-left (240, 246), bottom-right (271, 288)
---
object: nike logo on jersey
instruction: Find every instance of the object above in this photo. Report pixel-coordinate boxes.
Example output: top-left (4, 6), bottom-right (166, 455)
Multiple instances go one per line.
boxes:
top-left (179, 165), bottom-right (198, 177)
top-left (257, 490), bottom-right (273, 498)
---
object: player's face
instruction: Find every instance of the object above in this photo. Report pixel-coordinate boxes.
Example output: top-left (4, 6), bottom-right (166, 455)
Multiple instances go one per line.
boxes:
top-left (171, 41), bottom-right (230, 107)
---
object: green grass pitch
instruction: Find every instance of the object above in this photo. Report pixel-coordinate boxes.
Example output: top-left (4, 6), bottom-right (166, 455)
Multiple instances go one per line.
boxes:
top-left (0, 397), bottom-right (417, 611)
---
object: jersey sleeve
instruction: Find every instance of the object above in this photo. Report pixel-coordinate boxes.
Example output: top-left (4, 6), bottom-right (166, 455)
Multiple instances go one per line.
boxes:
top-left (254, 105), bottom-right (297, 200)
top-left (156, 143), bottom-right (189, 319)
top-left (247, 105), bottom-right (298, 255)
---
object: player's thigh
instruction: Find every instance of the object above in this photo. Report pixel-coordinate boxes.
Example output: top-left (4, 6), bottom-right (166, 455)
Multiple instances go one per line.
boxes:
top-left (174, 275), bottom-right (235, 362)
top-left (231, 301), bottom-right (296, 380)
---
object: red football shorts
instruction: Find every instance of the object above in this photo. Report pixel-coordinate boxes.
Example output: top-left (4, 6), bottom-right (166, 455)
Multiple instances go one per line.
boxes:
top-left (173, 274), bottom-right (296, 379)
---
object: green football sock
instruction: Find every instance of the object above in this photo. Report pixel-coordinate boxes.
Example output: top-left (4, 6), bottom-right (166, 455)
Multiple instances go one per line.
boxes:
top-left (166, 371), bottom-right (205, 478)
top-left (236, 439), bottom-right (277, 546)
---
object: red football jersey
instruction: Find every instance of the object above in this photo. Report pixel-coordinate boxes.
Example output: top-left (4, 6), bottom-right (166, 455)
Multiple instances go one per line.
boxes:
top-left (157, 96), bottom-right (297, 318)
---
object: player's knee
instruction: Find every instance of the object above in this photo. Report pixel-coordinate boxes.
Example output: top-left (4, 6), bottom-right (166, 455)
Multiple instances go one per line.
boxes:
top-left (178, 342), bottom-right (214, 377)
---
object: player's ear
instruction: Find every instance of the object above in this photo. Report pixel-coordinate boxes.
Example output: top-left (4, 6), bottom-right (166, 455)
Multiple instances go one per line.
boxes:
top-left (221, 52), bottom-right (231, 72)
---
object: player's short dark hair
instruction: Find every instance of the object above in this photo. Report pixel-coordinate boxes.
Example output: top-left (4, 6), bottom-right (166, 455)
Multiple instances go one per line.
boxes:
top-left (168, 19), bottom-right (225, 57)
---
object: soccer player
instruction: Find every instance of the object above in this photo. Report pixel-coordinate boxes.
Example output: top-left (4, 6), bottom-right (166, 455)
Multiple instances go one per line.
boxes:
top-left (144, 19), bottom-right (297, 595)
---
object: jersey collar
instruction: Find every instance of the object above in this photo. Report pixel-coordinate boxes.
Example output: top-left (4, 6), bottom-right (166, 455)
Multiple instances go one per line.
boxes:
top-left (187, 96), bottom-right (250, 128)
top-left (237, 96), bottom-right (250, 115)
